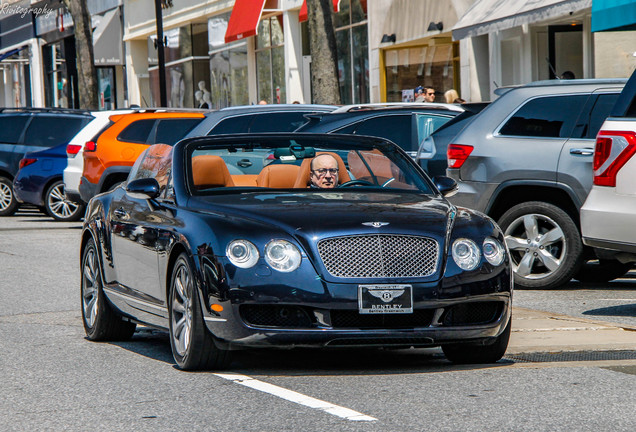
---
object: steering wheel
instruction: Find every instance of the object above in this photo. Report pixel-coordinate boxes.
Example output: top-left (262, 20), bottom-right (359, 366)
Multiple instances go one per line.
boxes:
top-left (381, 178), bottom-right (395, 187)
top-left (339, 179), bottom-right (376, 187)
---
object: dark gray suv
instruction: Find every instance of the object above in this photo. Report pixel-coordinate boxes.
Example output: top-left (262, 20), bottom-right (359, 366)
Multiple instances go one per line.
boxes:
top-left (447, 79), bottom-right (628, 289)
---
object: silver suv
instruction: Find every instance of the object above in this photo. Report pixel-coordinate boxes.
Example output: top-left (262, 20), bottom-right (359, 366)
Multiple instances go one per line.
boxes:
top-left (447, 79), bottom-right (628, 289)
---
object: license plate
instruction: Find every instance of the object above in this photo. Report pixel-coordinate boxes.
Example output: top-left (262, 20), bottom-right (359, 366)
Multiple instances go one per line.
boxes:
top-left (358, 284), bottom-right (413, 314)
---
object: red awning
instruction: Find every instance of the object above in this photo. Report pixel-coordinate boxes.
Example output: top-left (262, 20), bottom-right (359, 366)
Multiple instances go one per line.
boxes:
top-left (225, 0), bottom-right (267, 43)
top-left (299, 0), bottom-right (341, 22)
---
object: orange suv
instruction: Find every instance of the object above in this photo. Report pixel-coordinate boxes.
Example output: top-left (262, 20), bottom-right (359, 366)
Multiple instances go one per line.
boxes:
top-left (79, 111), bottom-right (204, 203)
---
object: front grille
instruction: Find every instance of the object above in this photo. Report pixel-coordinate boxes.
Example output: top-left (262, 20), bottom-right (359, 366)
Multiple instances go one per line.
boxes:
top-left (240, 305), bottom-right (314, 328)
top-left (330, 309), bottom-right (434, 329)
top-left (317, 234), bottom-right (438, 278)
top-left (441, 302), bottom-right (503, 326)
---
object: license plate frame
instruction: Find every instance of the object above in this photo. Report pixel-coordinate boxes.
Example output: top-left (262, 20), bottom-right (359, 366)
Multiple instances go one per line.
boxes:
top-left (358, 284), bottom-right (413, 314)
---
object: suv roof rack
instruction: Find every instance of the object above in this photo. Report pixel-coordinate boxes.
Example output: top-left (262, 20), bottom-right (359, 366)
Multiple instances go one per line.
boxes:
top-left (0, 107), bottom-right (93, 115)
top-left (332, 102), bottom-right (464, 114)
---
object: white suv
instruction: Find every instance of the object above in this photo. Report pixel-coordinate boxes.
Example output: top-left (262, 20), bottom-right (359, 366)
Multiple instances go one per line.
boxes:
top-left (63, 110), bottom-right (133, 203)
top-left (581, 70), bottom-right (636, 259)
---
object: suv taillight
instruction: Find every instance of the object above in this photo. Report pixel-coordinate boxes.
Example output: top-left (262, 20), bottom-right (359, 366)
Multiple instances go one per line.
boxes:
top-left (19, 158), bottom-right (36, 169)
top-left (84, 141), bottom-right (97, 152)
top-left (66, 144), bottom-right (82, 156)
top-left (447, 144), bottom-right (473, 169)
top-left (593, 131), bottom-right (636, 187)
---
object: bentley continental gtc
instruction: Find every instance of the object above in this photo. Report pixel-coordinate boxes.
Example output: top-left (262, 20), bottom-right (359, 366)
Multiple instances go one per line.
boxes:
top-left (80, 133), bottom-right (512, 370)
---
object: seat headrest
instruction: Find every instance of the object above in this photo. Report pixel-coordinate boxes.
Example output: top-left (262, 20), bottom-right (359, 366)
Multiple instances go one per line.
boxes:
top-left (192, 155), bottom-right (235, 189)
top-left (256, 164), bottom-right (301, 188)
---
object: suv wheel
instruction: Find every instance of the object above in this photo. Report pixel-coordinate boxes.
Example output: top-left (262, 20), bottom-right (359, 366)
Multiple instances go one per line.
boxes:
top-left (44, 180), bottom-right (85, 222)
top-left (498, 201), bottom-right (583, 289)
top-left (0, 176), bottom-right (19, 216)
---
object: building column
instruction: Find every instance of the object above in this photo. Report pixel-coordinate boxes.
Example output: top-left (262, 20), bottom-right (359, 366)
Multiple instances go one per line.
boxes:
top-left (125, 40), bottom-right (149, 107)
top-left (29, 38), bottom-right (45, 107)
top-left (282, 10), bottom-right (303, 103)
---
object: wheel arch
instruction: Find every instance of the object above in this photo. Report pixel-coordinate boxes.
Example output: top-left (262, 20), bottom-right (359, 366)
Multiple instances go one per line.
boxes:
top-left (486, 183), bottom-right (581, 228)
top-left (41, 176), bottom-right (63, 202)
top-left (165, 242), bottom-right (190, 301)
top-left (0, 169), bottom-right (13, 181)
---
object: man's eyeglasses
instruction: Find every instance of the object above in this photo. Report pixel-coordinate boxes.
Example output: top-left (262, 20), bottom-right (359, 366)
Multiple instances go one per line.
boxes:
top-left (426, 92), bottom-right (435, 96)
top-left (312, 168), bottom-right (339, 176)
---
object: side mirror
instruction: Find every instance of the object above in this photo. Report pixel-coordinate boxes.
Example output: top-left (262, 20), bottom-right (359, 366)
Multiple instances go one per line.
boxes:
top-left (126, 178), bottom-right (160, 200)
top-left (432, 175), bottom-right (458, 197)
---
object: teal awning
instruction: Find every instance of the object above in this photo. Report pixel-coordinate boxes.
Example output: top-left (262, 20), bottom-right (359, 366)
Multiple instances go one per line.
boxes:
top-left (591, 0), bottom-right (636, 32)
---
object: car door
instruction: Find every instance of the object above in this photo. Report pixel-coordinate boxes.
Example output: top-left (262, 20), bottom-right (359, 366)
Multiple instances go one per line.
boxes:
top-left (0, 114), bottom-right (29, 175)
top-left (491, 93), bottom-right (589, 185)
top-left (109, 145), bottom-right (174, 310)
top-left (557, 91), bottom-right (621, 205)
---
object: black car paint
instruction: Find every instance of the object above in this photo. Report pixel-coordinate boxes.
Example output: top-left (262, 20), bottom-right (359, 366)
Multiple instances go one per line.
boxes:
top-left (82, 134), bottom-right (512, 350)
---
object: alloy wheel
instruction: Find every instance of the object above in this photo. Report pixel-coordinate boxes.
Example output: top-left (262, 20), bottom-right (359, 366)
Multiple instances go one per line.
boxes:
top-left (503, 213), bottom-right (566, 280)
top-left (47, 183), bottom-right (81, 220)
top-left (171, 263), bottom-right (193, 357)
top-left (0, 181), bottom-right (12, 212)
top-left (82, 245), bottom-right (100, 329)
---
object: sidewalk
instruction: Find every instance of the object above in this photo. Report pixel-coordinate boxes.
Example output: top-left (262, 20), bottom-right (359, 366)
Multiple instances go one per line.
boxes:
top-left (509, 306), bottom-right (636, 354)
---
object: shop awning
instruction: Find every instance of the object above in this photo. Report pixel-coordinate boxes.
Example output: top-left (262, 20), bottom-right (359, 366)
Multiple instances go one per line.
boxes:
top-left (592, 0), bottom-right (636, 32)
top-left (92, 8), bottom-right (123, 66)
top-left (299, 0), bottom-right (342, 22)
top-left (452, 0), bottom-right (591, 40)
top-left (224, 0), bottom-right (266, 43)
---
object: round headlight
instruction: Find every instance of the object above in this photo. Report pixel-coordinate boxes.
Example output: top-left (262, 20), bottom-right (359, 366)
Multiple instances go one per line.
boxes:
top-left (452, 238), bottom-right (480, 271)
top-left (226, 240), bottom-right (259, 268)
top-left (265, 240), bottom-right (301, 272)
top-left (483, 237), bottom-right (505, 266)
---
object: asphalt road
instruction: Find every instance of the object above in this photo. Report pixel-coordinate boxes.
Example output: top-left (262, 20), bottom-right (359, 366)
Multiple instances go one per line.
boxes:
top-left (1, 210), bottom-right (635, 431)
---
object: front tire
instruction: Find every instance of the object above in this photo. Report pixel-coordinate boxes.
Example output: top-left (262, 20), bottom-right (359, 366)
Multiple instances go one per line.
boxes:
top-left (442, 317), bottom-right (511, 364)
top-left (169, 253), bottom-right (231, 370)
top-left (498, 201), bottom-right (583, 289)
top-left (45, 180), bottom-right (85, 221)
top-left (81, 237), bottom-right (136, 340)
top-left (0, 176), bottom-right (19, 216)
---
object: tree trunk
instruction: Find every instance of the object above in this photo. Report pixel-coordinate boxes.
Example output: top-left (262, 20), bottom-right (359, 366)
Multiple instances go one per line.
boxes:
top-left (62, 0), bottom-right (99, 110)
top-left (306, 0), bottom-right (341, 105)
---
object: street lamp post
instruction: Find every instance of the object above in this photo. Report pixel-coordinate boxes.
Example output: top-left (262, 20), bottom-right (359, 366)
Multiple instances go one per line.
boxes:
top-left (154, 0), bottom-right (167, 107)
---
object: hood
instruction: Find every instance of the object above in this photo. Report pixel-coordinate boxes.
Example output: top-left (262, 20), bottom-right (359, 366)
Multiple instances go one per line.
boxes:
top-left (188, 191), bottom-right (454, 244)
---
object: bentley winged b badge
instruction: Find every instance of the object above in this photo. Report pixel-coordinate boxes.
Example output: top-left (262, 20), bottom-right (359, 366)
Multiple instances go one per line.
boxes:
top-left (362, 222), bottom-right (389, 228)
top-left (369, 289), bottom-right (405, 303)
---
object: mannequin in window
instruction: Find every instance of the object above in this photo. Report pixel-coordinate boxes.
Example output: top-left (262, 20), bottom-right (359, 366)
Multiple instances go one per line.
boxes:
top-left (195, 90), bottom-right (210, 109)
top-left (197, 81), bottom-right (211, 108)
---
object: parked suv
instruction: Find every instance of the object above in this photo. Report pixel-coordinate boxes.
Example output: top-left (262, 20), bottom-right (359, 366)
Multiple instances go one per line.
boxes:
top-left (79, 111), bottom-right (205, 203)
top-left (447, 79), bottom-right (628, 288)
top-left (581, 70), bottom-right (636, 263)
top-left (0, 108), bottom-right (93, 216)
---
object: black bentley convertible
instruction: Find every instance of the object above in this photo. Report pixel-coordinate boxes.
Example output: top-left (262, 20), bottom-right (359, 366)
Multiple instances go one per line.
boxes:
top-left (80, 133), bottom-right (512, 370)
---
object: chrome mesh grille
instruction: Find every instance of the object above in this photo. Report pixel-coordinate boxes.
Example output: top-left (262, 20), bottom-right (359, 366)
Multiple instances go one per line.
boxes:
top-left (317, 235), bottom-right (439, 278)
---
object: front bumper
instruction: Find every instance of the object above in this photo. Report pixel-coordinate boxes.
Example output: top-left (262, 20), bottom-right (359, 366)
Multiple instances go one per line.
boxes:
top-left (202, 271), bottom-right (512, 350)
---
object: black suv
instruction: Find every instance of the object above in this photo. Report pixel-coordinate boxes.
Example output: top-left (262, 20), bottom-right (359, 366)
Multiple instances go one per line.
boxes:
top-left (295, 103), bottom-right (464, 176)
top-left (0, 108), bottom-right (93, 216)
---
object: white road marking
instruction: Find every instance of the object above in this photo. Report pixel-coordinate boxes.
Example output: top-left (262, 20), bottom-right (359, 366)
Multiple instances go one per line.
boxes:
top-left (214, 373), bottom-right (377, 422)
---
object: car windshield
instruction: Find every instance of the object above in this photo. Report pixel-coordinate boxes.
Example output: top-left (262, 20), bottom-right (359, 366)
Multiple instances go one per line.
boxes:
top-left (186, 136), bottom-right (435, 195)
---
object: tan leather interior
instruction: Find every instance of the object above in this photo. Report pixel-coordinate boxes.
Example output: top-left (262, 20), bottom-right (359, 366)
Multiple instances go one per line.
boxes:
top-left (232, 174), bottom-right (258, 187)
top-left (256, 164), bottom-right (301, 188)
top-left (292, 152), bottom-right (351, 188)
top-left (192, 155), bottom-right (235, 189)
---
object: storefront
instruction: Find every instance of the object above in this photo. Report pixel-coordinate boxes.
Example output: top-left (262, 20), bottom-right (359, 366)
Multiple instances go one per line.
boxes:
top-left (0, 8), bottom-right (43, 107)
top-left (368, 0), bottom-right (471, 103)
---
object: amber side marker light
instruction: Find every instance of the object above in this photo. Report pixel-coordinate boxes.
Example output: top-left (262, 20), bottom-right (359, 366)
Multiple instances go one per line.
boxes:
top-left (211, 304), bottom-right (224, 312)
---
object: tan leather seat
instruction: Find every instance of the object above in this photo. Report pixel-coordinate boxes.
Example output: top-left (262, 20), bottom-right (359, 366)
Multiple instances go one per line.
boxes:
top-left (192, 155), bottom-right (235, 189)
top-left (293, 152), bottom-right (351, 188)
top-left (256, 164), bottom-right (301, 188)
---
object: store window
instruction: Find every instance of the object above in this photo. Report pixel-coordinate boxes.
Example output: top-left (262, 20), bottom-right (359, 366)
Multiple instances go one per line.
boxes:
top-left (97, 67), bottom-right (115, 110)
top-left (255, 16), bottom-right (285, 104)
top-left (149, 23), bottom-right (210, 108)
top-left (208, 13), bottom-right (249, 108)
top-left (384, 43), bottom-right (458, 103)
top-left (43, 38), bottom-right (78, 108)
top-left (334, 0), bottom-right (369, 105)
